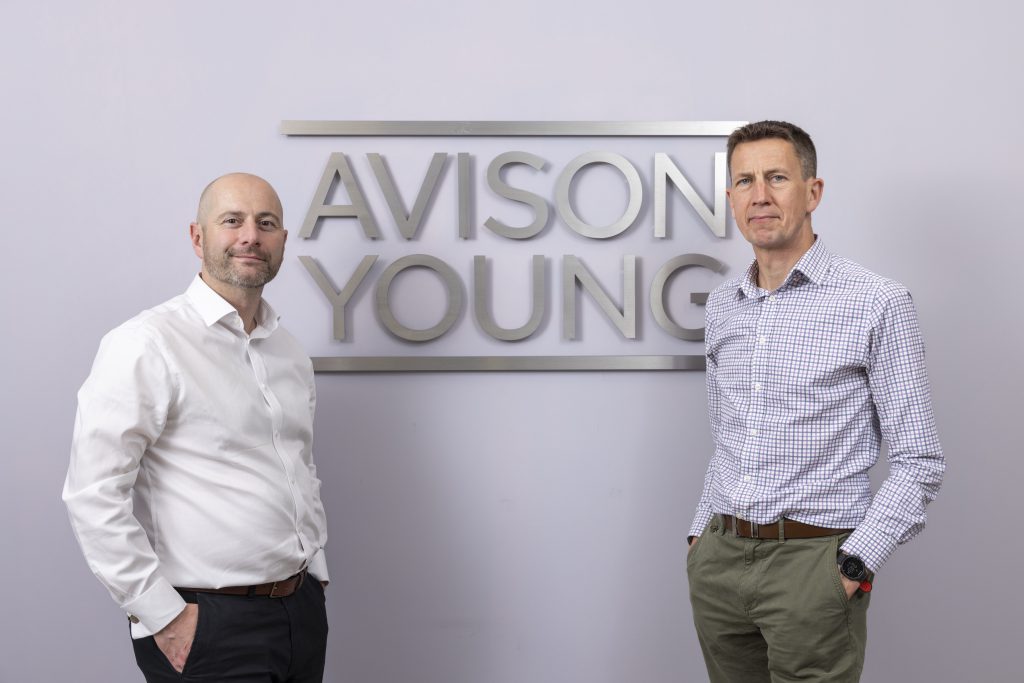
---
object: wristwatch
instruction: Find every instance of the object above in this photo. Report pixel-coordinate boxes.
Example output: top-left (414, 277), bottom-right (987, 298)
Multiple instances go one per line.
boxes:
top-left (837, 552), bottom-right (873, 593)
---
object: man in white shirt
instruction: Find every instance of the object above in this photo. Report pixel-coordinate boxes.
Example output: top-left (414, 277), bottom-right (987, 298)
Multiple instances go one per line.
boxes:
top-left (64, 173), bottom-right (330, 682)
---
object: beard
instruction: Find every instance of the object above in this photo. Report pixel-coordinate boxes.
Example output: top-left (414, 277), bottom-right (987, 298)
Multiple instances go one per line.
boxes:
top-left (203, 246), bottom-right (281, 289)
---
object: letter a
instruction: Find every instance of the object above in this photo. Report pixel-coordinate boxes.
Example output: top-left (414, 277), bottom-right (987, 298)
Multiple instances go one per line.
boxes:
top-left (299, 153), bottom-right (382, 240)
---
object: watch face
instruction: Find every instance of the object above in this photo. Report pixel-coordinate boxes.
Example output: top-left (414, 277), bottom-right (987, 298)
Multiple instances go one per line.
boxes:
top-left (840, 555), bottom-right (866, 581)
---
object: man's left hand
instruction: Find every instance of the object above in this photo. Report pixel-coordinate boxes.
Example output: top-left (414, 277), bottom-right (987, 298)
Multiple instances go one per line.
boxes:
top-left (839, 574), bottom-right (860, 600)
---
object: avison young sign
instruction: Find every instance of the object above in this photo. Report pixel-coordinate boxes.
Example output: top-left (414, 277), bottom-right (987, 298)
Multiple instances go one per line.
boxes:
top-left (281, 121), bottom-right (744, 372)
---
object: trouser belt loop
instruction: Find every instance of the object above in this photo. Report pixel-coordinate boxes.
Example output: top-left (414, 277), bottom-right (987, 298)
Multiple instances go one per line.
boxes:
top-left (778, 518), bottom-right (786, 543)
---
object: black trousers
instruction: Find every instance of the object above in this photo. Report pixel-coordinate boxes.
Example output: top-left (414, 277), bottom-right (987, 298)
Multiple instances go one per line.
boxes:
top-left (132, 575), bottom-right (328, 682)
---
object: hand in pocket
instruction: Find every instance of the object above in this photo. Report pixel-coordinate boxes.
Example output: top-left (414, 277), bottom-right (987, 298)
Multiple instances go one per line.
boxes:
top-left (154, 603), bottom-right (199, 672)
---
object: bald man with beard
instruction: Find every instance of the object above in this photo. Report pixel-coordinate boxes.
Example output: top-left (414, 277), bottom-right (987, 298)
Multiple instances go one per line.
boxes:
top-left (64, 173), bottom-right (330, 682)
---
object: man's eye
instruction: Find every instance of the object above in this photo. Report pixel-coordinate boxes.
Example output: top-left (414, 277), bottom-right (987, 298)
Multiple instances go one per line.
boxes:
top-left (770, 175), bottom-right (786, 183)
top-left (224, 218), bottom-right (240, 225)
top-left (735, 178), bottom-right (751, 186)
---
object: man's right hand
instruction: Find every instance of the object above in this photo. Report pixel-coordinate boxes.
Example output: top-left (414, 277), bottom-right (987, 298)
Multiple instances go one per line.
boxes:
top-left (687, 536), bottom-right (698, 554)
top-left (153, 604), bottom-right (198, 673)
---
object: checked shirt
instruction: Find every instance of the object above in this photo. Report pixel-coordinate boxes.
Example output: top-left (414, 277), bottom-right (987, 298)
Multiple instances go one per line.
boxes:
top-left (688, 238), bottom-right (944, 571)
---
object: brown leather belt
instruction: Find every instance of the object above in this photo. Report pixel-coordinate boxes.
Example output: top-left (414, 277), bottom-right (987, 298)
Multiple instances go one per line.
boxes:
top-left (719, 515), bottom-right (850, 540)
top-left (176, 569), bottom-right (306, 598)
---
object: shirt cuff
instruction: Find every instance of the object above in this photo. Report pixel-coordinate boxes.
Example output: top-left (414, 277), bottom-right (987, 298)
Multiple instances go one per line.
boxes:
top-left (307, 549), bottom-right (329, 583)
top-left (839, 527), bottom-right (896, 574)
top-left (688, 511), bottom-right (713, 539)
top-left (122, 576), bottom-right (187, 637)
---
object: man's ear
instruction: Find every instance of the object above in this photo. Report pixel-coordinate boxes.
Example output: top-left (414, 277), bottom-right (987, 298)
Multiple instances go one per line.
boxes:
top-left (189, 222), bottom-right (204, 259)
top-left (806, 178), bottom-right (824, 213)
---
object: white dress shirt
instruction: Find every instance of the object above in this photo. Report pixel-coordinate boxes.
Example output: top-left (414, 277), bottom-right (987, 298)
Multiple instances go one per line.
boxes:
top-left (64, 275), bottom-right (329, 638)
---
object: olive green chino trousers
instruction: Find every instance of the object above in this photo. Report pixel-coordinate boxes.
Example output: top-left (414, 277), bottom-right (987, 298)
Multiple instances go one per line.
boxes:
top-left (687, 517), bottom-right (870, 683)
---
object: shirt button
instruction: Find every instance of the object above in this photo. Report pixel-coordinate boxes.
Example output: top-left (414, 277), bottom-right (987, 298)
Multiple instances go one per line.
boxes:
top-left (769, 295), bottom-right (777, 302)
top-left (128, 615), bottom-right (139, 624)
top-left (758, 336), bottom-right (766, 345)
top-left (754, 383), bottom-right (762, 392)
top-left (749, 428), bottom-right (758, 436)
top-left (743, 475), bottom-right (752, 483)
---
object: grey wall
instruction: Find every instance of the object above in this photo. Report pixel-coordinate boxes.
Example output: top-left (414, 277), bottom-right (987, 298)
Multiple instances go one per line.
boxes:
top-left (2, 1), bottom-right (1021, 681)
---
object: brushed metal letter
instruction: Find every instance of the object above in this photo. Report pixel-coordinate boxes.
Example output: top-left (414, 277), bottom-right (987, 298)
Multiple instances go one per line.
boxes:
top-left (298, 255), bottom-right (378, 340)
top-left (299, 153), bottom-right (382, 240)
top-left (483, 152), bottom-right (550, 239)
top-left (367, 153), bottom-right (448, 240)
top-left (654, 152), bottom-right (727, 238)
top-left (458, 153), bottom-right (473, 240)
top-left (375, 255), bottom-right (465, 342)
top-left (650, 254), bottom-right (726, 340)
top-left (562, 255), bottom-right (637, 339)
top-left (473, 255), bottom-right (546, 341)
top-left (555, 152), bottom-right (642, 239)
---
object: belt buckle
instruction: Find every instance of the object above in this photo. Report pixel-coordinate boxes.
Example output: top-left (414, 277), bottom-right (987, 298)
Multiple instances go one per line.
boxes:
top-left (268, 580), bottom-right (283, 598)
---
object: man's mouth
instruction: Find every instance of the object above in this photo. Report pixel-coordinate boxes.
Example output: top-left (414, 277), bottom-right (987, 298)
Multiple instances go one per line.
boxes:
top-left (230, 252), bottom-right (266, 262)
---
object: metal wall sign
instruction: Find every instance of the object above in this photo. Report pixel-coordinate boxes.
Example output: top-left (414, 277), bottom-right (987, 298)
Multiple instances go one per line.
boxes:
top-left (281, 121), bottom-right (744, 372)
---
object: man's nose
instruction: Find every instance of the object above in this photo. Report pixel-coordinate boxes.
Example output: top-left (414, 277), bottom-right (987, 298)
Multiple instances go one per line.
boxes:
top-left (752, 180), bottom-right (770, 203)
top-left (238, 217), bottom-right (261, 243)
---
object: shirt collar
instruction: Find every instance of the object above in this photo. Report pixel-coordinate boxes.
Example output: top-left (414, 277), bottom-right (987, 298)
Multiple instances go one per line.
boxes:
top-left (791, 236), bottom-right (832, 286)
top-left (738, 236), bottom-right (833, 298)
top-left (185, 274), bottom-right (280, 334)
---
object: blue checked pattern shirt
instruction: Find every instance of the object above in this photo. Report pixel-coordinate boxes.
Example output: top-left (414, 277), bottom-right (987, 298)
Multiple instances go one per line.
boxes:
top-left (688, 238), bottom-right (944, 571)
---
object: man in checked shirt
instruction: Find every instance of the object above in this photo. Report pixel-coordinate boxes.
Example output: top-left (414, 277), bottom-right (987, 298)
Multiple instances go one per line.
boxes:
top-left (686, 120), bottom-right (944, 683)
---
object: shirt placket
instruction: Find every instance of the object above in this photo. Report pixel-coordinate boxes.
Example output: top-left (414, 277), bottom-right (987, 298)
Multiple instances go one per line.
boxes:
top-left (245, 336), bottom-right (310, 553)
top-left (739, 291), bottom-right (777, 521)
